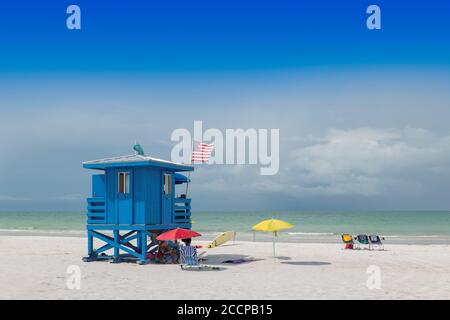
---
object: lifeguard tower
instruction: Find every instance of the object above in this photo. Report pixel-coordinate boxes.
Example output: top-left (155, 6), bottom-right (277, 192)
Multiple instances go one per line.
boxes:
top-left (82, 149), bottom-right (193, 264)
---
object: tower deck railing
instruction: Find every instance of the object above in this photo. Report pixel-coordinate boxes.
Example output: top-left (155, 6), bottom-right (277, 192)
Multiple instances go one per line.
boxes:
top-left (174, 197), bottom-right (191, 224)
top-left (87, 197), bottom-right (191, 225)
top-left (87, 197), bottom-right (106, 224)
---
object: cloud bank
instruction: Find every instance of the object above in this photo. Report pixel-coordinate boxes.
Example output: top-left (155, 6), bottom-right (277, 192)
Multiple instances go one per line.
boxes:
top-left (1, 69), bottom-right (450, 210)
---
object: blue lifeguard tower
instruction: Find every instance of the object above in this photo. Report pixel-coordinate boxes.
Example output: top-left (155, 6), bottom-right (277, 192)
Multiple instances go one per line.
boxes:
top-left (82, 150), bottom-right (193, 264)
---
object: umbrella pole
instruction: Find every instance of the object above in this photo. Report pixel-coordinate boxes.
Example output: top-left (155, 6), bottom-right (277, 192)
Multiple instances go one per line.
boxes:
top-left (273, 232), bottom-right (276, 258)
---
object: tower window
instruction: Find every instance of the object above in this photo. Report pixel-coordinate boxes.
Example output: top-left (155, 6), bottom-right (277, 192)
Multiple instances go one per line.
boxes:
top-left (118, 172), bottom-right (130, 194)
top-left (163, 173), bottom-right (172, 195)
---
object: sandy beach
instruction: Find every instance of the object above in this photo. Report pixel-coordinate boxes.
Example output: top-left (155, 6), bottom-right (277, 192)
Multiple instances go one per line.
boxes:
top-left (0, 235), bottom-right (449, 300)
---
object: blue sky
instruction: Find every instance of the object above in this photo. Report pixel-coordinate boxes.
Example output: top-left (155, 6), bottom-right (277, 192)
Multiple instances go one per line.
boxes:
top-left (0, 1), bottom-right (450, 211)
top-left (1, 0), bottom-right (449, 71)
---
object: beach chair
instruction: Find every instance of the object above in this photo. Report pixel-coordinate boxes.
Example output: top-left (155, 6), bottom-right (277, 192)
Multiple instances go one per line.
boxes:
top-left (341, 234), bottom-right (355, 249)
top-left (179, 246), bottom-right (218, 271)
top-left (368, 235), bottom-right (385, 250)
top-left (355, 234), bottom-right (370, 250)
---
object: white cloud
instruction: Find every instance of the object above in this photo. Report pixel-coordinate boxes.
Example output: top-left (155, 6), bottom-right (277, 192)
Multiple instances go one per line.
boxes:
top-left (187, 126), bottom-right (450, 203)
top-left (286, 127), bottom-right (450, 196)
top-left (2, 70), bottom-right (450, 210)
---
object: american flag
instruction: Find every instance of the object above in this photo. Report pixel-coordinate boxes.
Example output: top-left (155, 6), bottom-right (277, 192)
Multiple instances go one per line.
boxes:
top-left (191, 142), bottom-right (214, 163)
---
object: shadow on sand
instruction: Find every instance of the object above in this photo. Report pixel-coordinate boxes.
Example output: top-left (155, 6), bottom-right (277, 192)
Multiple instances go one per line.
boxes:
top-left (202, 254), bottom-right (263, 265)
top-left (275, 256), bottom-right (292, 261)
top-left (281, 261), bottom-right (331, 266)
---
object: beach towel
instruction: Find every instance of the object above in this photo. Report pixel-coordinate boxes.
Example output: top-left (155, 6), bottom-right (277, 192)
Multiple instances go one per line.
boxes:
top-left (222, 258), bottom-right (253, 264)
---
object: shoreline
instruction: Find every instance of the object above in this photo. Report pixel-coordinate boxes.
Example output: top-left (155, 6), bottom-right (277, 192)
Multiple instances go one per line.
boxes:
top-left (1, 228), bottom-right (450, 245)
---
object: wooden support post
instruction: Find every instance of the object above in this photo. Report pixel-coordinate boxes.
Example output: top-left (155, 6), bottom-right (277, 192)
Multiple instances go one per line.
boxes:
top-left (140, 230), bottom-right (147, 263)
top-left (87, 230), bottom-right (93, 256)
top-left (113, 230), bottom-right (120, 262)
top-left (85, 226), bottom-right (189, 265)
top-left (137, 230), bottom-right (142, 255)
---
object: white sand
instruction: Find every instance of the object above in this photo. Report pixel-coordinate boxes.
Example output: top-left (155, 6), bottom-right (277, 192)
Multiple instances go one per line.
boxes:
top-left (0, 235), bottom-right (449, 300)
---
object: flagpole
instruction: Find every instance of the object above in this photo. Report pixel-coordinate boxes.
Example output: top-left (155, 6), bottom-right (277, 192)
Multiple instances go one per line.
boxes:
top-left (185, 140), bottom-right (194, 198)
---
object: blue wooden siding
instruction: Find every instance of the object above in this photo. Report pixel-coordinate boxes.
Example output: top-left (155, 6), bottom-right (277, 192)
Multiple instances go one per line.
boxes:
top-left (88, 165), bottom-right (190, 227)
top-left (92, 174), bottom-right (105, 198)
top-left (105, 168), bottom-right (118, 224)
top-left (132, 166), bottom-right (162, 225)
top-left (102, 166), bottom-right (174, 226)
top-left (132, 166), bottom-right (146, 225)
top-left (147, 167), bottom-right (162, 225)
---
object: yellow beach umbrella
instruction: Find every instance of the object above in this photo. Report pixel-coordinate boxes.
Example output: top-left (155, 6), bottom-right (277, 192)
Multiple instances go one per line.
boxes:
top-left (252, 218), bottom-right (294, 257)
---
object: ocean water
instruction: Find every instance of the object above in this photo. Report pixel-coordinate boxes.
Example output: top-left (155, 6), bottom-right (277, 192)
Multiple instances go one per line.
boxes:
top-left (0, 211), bottom-right (449, 244)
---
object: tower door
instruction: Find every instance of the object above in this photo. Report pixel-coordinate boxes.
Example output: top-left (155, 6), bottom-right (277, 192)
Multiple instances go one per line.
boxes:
top-left (161, 172), bottom-right (173, 224)
top-left (117, 170), bottom-right (133, 224)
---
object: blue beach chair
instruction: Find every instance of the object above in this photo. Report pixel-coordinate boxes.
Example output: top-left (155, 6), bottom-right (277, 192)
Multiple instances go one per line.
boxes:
top-left (368, 235), bottom-right (385, 250)
top-left (180, 246), bottom-right (218, 271)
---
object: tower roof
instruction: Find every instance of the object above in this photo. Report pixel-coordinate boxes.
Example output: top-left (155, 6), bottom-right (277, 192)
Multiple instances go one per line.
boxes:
top-left (83, 154), bottom-right (193, 171)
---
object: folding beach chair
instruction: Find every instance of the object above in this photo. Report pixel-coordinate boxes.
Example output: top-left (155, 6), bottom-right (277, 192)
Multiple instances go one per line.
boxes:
top-left (368, 235), bottom-right (385, 251)
top-left (341, 234), bottom-right (355, 249)
top-left (179, 246), bottom-right (218, 271)
top-left (356, 234), bottom-right (370, 250)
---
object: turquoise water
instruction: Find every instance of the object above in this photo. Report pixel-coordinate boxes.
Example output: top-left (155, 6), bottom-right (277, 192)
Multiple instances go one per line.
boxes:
top-left (193, 211), bottom-right (450, 237)
top-left (0, 211), bottom-right (449, 238)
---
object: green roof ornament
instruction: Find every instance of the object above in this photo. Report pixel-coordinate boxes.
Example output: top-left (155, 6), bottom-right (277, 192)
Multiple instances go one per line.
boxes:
top-left (133, 142), bottom-right (145, 156)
